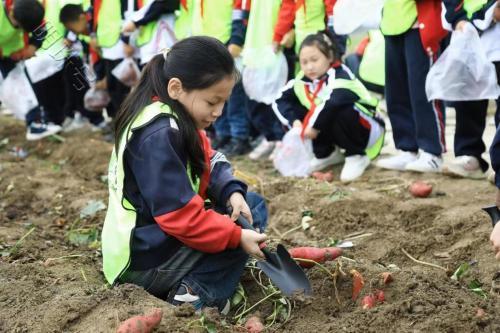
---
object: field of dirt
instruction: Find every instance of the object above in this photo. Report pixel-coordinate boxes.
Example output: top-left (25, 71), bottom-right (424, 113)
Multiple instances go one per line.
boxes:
top-left (0, 115), bottom-right (499, 333)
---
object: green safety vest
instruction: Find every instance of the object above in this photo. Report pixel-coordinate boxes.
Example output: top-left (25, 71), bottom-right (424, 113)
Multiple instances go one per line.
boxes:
top-left (39, 0), bottom-right (67, 56)
top-left (0, 4), bottom-right (26, 57)
top-left (102, 101), bottom-right (200, 285)
top-left (293, 70), bottom-right (384, 159)
top-left (174, 0), bottom-right (193, 40)
top-left (136, 0), bottom-right (158, 47)
top-left (96, 0), bottom-right (122, 48)
top-left (464, 0), bottom-right (488, 18)
top-left (191, 0), bottom-right (233, 44)
top-left (242, 0), bottom-right (281, 67)
top-left (359, 30), bottom-right (385, 87)
top-left (380, 0), bottom-right (417, 36)
top-left (295, 0), bottom-right (326, 53)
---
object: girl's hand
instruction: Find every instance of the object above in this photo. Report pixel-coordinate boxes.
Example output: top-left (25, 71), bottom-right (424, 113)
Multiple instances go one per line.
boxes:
top-left (281, 29), bottom-right (295, 49)
top-left (228, 44), bottom-right (242, 58)
top-left (240, 229), bottom-right (267, 258)
top-left (304, 127), bottom-right (319, 139)
top-left (227, 192), bottom-right (253, 224)
top-left (122, 21), bottom-right (137, 33)
top-left (293, 120), bottom-right (302, 128)
top-left (491, 223), bottom-right (500, 260)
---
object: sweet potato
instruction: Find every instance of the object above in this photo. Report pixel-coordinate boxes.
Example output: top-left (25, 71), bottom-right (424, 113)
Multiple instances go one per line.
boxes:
top-left (288, 247), bottom-right (343, 268)
top-left (244, 315), bottom-right (265, 333)
top-left (311, 171), bottom-right (334, 182)
top-left (409, 181), bottom-right (432, 198)
top-left (116, 308), bottom-right (162, 333)
top-left (381, 272), bottom-right (393, 285)
top-left (350, 269), bottom-right (365, 301)
top-left (361, 295), bottom-right (376, 309)
top-left (375, 290), bottom-right (385, 303)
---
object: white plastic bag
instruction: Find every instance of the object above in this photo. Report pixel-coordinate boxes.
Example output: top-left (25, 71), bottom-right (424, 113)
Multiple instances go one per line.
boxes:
top-left (0, 63), bottom-right (38, 120)
top-left (242, 51), bottom-right (288, 105)
top-left (273, 127), bottom-right (314, 177)
top-left (426, 23), bottom-right (500, 101)
top-left (84, 87), bottom-right (111, 111)
top-left (333, 0), bottom-right (384, 35)
top-left (111, 58), bottom-right (141, 87)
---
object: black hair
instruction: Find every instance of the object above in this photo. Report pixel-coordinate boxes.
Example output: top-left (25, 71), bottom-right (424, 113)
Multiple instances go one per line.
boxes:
top-left (59, 4), bottom-right (84, 25)
top-left (12, 0), bottom-right (45, 32)
top-left (114, 36), bottom-right (238, 180)
top-left (299, 30), bottom-right (341, 62)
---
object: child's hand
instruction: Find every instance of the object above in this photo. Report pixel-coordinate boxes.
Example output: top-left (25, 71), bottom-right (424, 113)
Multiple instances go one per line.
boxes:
top-left (89, 37), bottom-right (99, 51)
top-left (491, 223), bottom-right (500, 260)
top-left (293, 120), bottom-right (302, 128)
top-left (455, 20), bottom-right (468, 31)
top-left (228, 44), bottom-right (242, 58)
top-left (123, 43), bottom-right (135, 58)
top-left (281, 29), bottom-right (295, 49)
top-left (94, 78), bottom-right (107, 90)
top-left (227, 192), bottom-right (253, 224)
top-left (240, 229), bottom-right (267, 258)
top-left (122, 21), bottom-right (137, 33)
top-left (304, 127), bottom-right (319, 139)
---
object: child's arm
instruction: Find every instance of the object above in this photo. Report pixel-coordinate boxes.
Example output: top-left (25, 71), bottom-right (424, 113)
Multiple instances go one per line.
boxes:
top-left (123, 0), bottom-right (180, 33)
top-left (125, 119), bottom-right (242, 254)
top-left (272, 80), bottom-right (308, 128)
top-left (273, 0), bottom-right (295, 46)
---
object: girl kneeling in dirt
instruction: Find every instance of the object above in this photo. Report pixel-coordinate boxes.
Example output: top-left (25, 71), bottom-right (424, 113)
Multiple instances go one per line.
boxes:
top-left (272, 32), bottom-right (386, 182)
top-left (101, 36), bottom-right (268, 314)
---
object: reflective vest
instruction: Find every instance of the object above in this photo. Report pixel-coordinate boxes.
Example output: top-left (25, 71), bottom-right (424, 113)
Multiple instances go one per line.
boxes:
top-left (464, 0), bottom-right (488, 18)
top-left (242, 0), bottom-right (281, 67)
top-left (191, 0), bottom-right (233, 44)
top-left (380, 0), bottom-right (417, 36)
top-left (175, 0), bottom-right (193, 40)
top-left (102, 102), bottom-right (200, 285)
top-left (136, 0), bottom-right (157, 46)
top-left (295, 0), bottom-right (326, 52)
top-left (359, 30), bottom-right (385, 87)
top-left (293, 70), bottom-right (384, 159)
top-left (96, 0), bottom-right (122, 48)
top-left (0, 3), bottom-right (25, 57)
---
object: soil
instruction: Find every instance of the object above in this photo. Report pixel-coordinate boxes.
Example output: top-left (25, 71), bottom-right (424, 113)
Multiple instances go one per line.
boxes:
top-left (0, 115), bottom-right (499, 333)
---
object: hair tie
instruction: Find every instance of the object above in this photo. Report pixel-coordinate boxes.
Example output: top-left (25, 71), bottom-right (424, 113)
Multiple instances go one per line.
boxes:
top-left (161, 48), bottom-right (171, 60)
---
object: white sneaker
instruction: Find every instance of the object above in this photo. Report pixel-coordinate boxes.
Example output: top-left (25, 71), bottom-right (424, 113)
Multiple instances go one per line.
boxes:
top-left (405, 151), bottom-right (442, 173)
top-left (249, 139), bottom-right (276, 160)
top-left (444, 155), bottom-right (486, 179)
top-left (26, 122), bottom-right (62, 141)
top-left (309, 148), bottom-right (345, 173)
top-left (376, 150), bottom-right (417, 171)
top-left (62, 113), bottom-right (89, 133)
top-left (340, 155), bottom-right (370, 182)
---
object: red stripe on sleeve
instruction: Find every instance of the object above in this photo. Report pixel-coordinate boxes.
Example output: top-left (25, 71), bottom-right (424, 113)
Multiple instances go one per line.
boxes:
top-left (273, 0), bottom-right (295, 43)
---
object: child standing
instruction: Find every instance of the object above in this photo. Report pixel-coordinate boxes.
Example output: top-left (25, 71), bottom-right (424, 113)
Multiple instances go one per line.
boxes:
top-left (102, 36), bottom-right (268, 313)
top-left (273, 32), bottom-right (385, 182)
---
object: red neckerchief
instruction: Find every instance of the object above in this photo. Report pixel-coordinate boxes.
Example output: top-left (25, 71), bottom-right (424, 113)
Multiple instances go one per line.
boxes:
top-left (300, 77), bottom-right (326, 139)
top-left (197, 130), bottom-right (211, 199)
top-left (180, 0), bottom-right (188, 10)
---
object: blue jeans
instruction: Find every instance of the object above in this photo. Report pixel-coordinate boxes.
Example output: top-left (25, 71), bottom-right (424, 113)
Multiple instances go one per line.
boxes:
top-left (119, 192), bottom-right (267, 308)
top-left (213, 81), bottom-right (250, 140)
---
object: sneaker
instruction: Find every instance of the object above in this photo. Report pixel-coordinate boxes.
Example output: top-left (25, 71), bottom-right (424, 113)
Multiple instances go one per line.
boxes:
top-left (309, 147), bottom-right (345, 173)
top-left (62, 113), bottom-right (89, 133)
top-left (90, 120), bottom-right (110, 133)
top-left (444, 155), bottom-right (487, 179)
top-left (172, 283), bottom-right (204, 311)
top-left (26, 122), bottom-right (62, 141)
top-left (249, 139), bottom-right (276, 160)
top-left (211, 136), bottom-right (231, 150)
top-left (405, 151), bottom-right (443, 173)
top-left (340, 155), bottom-right (370, 182)
top-left (222, 138), bottom-right (252, 157)
top-left (376, 150), bottom-right (417, 171)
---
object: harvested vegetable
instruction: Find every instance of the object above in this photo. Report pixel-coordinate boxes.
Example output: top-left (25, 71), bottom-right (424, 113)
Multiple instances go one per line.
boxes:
top-left (350, 269), bottom-right (365, 301)
top-left (288, 247), bottom-right (342, 268)
top-left (116, 308), bottom-right (162, 333)
top-left (361, 295), bottom-right (376, 309)
top-left (244, 315), bottom-right (265, 333)
top-left (375, 290), bottom-right (385, 303)
top-left (381, 272), bottom-right (393, 285)
top-left (311, 171), bottom-right (334, 182)
top-left (409, 181), bottom-right (432, 198)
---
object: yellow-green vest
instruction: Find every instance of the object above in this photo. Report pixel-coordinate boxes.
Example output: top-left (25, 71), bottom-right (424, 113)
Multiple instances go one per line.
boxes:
top-left (102, 102), bottom-right (200, 285)
top-left (96, 0), bottom-right (122, 48)
top-left (293, 70), bottom-right (383, 159)
top-left (464, 0), bottom-right (488, 18)
top-left (380, 0), bottom-right (417, 36)
top-left (191, 0), bottom-right (233, 44)
top-left (295, 0), bottom-right (325, 52)
top-left (136, 0), bottom-right (158, 47)
top-left (0, 4), bottom-right (26, 57)
top-left (175, 0), bottom-right (193, 40)
top-left (359, 30), bottom-right (385, 87)
top-left (242, 0), bottom-right (281, 67)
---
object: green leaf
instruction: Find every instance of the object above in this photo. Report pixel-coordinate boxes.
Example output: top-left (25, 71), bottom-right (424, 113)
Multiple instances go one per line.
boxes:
top-left (468, 279), bottom-right (488, 299)
top-left (231, 284), bottom-right (245, 307)
top-left (451, 262), bottom-right (470, 281)
top-left (67, 228), bottom-right (98, 246)
top-left (301, 210), bottom-right (313, 218)
top-left (205, 322), bottom-right (217, 333)
top-left (328, 238), bottom-right (341, 246)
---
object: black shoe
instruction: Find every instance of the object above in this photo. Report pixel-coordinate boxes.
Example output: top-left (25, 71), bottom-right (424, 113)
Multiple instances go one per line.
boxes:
top-left (222, 138), bottom-right (252, 157)
top-left (211, 136), bottom-right (231, 150)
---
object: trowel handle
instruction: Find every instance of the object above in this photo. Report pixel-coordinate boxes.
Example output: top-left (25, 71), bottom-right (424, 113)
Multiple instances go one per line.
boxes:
top-left (482, 205), bottom-right (500, 227)
top-left (235, 216), bottom-right (271, 255)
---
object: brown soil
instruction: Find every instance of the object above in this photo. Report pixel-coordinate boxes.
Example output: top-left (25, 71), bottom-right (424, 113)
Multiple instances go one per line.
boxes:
top-left (0, 116), bottom-right (499, 333)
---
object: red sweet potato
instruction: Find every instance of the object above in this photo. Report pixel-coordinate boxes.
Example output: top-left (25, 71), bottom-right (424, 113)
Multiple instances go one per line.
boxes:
top-left (409, 181), bottom-right (432, 198)
top-left (311, 171), bottom-right (334, 182)
top-left (381, 272), bottom-right (393, 285)
top-left (350, 269), bottom-right (365, 301)
top-left (244, 315), bottom-right (265, 333)
top-left (288, 247), bottom-right (343, 268)
top-left (375, 290), bottom-right (385, 303)
top-left (361, 294), bottom-right (376, 309)
top-left (116, 308), bottom-right (162, 333)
